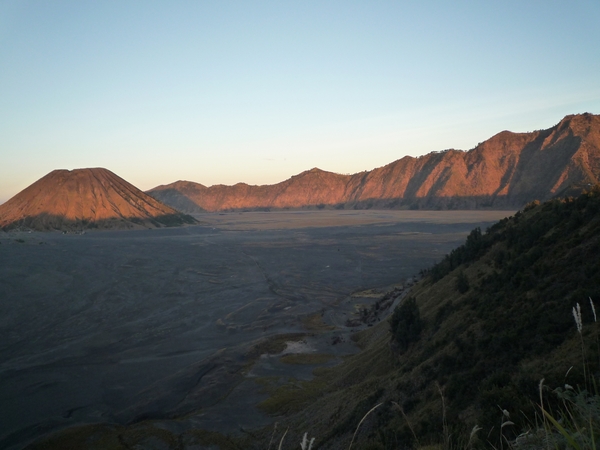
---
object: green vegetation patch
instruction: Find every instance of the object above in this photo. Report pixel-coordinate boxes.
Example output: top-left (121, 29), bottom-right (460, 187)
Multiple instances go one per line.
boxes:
top-left (301, 313), bottom-right (336, 331)
top-left (258, 375), bottom-right (331, 415)
top-left (183, 429), bottom-right (249, 449)
top-left (28, 424), bottom-right (127, 450)
top-left (156, 213), bottom-right (198, 227)
top-left (27, 422), bottom-right (249, 450)
top-left (279, 353), bottom-right (334, 365)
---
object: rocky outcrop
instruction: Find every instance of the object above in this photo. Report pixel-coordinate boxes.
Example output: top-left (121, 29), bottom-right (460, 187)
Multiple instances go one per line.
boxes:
top-left (0, 168), bottom-right (196, 231)
top-left (148, 113), bottom-right (600, 212)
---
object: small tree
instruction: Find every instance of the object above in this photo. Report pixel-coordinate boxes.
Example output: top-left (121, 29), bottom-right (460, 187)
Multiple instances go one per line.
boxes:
top-left (390, 297), bottom-right (422, 351)
top-left (456, 270), bottom-right (470, 293)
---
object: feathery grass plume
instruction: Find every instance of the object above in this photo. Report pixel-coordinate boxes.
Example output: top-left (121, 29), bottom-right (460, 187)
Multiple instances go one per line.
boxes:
top-left (535, 323), bottom-right (600, 450)
top-left (498, 406), bottom-right (514, 450)
top-left (573, 302), bottom-right (588, 387)
top-left (437, 383), bottom-right (450, 450)
top-left (348, 402), bottom-right (383, 450)
top-left (277, 427), bottom-right (289, 450)
top-left (566, 366), bottom-right (574, 379)
top-left (538, 378), bottom-right (551, 450)
top-left (300, 432), bottom-right (315, 450)
top-left (267, 422), bottom-right (278, 450)
top-left (468, 425), bottom-right (482, 449)
top-left (590, 297), bottom-right (597, 323)
top-left (573, 303), bottom-right (583, 333)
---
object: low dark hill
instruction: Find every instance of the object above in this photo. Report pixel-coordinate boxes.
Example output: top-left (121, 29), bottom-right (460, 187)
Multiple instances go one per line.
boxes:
top-left (148, 113), bottom-right (600, 212)
top-left (0, 168), bottom-right (196, 231)
top-left (251, 186), bottom-right (600, 449)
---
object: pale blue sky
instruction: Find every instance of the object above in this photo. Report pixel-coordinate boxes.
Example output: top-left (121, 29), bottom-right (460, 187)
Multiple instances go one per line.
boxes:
top-left (1, 1), bottom-right (599, 203)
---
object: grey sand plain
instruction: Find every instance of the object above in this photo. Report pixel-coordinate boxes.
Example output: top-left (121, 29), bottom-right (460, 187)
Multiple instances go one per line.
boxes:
top-left (0, 210), bottom-right (512, 449)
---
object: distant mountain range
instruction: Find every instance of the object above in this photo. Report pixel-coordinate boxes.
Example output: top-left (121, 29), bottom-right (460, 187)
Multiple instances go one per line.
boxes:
top-left (0, 168), bottom-right (195, 231)
top-left (148, 113), bottom-right (600, 212)
top-left (2, 113), bottom-right (599, 231)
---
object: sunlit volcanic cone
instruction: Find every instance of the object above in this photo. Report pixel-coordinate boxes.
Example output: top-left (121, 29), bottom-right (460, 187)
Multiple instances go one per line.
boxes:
top-left (0, 168), bottom-right (196, 231)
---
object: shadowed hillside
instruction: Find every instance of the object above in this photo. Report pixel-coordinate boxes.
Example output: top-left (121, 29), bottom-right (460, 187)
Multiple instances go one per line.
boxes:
top-left (149, 113), bottom-right (600, 212)
top-left (244, 186), bottom-right (600, 449)
top-left (0, 168), bottom-right (196, 231)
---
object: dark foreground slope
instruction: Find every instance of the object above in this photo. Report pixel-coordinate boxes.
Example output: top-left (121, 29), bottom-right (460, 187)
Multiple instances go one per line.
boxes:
top-left (246, 186), bottom-right (600, 449)
top-left (0, 168), bottom-right (196, 231)
top-left (149, 113), bottom-right (600, 212)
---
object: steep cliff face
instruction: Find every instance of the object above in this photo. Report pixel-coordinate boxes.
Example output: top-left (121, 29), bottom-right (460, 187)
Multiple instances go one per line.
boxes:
top-left (148, 113), bottom-right (600, 212)
top-left (0, 168), bottom-right (196, 231)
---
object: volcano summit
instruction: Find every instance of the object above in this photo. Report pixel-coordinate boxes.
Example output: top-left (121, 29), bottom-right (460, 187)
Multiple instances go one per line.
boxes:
top-left (0, 168), bottom-right (196, 231)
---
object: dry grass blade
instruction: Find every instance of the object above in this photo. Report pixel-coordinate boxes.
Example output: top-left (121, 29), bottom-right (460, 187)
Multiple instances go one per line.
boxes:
top-left (277, 427), bottom-right (289, 450)
top-left (267, 422), bottom-right (278, 450)
top-left (300, 432), bottom-right (315, 450)
top-left (437, 383), bottom-right (450, 450)
top-left (348, 402), bottom-right (383, 450)
top-left (541, 409), bottom-right (582, 450)
top-left (468, 425), bottom-right (482, 449)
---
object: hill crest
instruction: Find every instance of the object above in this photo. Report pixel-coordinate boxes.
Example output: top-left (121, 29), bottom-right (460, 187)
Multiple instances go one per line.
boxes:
top-left (148, 113), bottom-right (600, 212)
